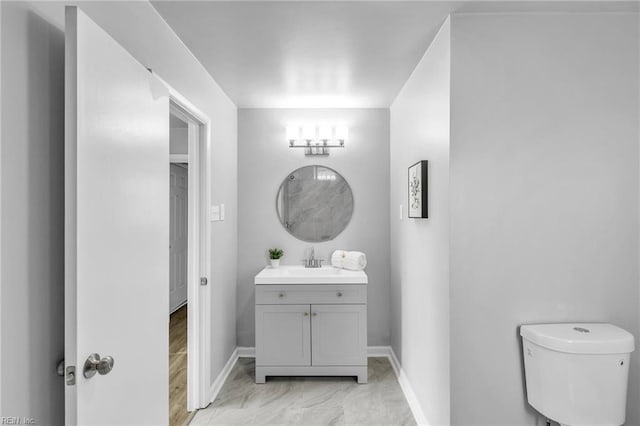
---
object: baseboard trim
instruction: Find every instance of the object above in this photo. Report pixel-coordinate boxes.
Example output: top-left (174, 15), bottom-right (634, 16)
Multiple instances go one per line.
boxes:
top-left (228, 345), bottom-right (428, 425)
top-left (206, 347), bottom-right (238, 405)
top-left (387, 348), bottom-right (429, 426)
top-left (235, 346), bottom-right (393, 359)
top-left (367, 345), bottom-right (392, 357)
top-left (236, 346), bottom-right (255, 357)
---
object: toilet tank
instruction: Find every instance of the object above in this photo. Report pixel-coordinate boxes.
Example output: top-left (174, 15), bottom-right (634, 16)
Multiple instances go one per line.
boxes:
top-left (521, 323), bottom-right (634, 426)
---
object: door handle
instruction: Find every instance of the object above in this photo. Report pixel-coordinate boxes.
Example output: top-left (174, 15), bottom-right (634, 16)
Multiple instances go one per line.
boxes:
top-left (83, 353), bottom-right (115, 378)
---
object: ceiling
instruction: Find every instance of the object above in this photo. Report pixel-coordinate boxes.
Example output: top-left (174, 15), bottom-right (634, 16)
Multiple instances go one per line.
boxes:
top-left (152, 1), bottom-right (639, 108)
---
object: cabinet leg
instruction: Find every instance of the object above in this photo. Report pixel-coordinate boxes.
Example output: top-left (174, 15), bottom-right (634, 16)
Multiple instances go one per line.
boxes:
top-left (357, 373), bottom-right (368, 384)
top-left (255, 368), bottom-right (266, 384)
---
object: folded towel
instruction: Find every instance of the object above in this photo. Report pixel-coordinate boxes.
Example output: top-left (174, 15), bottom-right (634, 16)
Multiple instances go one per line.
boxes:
top-left (343, 251), bottom-right (367, 270)
top-left (331, 250), bottom-right (347, 268)
top-left (331, 250), bottom-right (367, 271)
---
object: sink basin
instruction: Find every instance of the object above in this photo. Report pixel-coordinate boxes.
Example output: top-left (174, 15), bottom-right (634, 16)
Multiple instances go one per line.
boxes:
top-left (254, 265), bottom-right (368, 285)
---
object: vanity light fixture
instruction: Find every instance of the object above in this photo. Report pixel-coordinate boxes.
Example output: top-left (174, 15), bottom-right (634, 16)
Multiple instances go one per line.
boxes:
top-left (286, 125), bottom-right (348, 156)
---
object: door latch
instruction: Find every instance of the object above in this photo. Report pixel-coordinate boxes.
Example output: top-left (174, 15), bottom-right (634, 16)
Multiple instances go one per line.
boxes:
top-left (66, 366), bottom-right (76, 386)
top-left (200, 277), bottom-right (208, 286)
top-left (57, 359), bottom-right (76, 386)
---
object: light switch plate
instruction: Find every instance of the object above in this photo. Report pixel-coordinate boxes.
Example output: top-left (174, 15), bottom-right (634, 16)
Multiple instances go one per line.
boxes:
top-left (210, 205), bottom-right (220, 221)
top-left (220, 204), bottom-right (225, 221)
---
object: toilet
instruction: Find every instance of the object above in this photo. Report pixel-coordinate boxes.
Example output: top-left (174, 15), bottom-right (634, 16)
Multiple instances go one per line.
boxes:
top-left (521, 323), bottom-right (635, 426)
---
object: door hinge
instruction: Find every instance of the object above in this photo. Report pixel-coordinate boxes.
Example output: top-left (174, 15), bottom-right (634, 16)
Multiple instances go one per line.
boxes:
top-left (200, 277), bottom-right (208, 286)
top-left (66, 366), bottom-right (76, 386)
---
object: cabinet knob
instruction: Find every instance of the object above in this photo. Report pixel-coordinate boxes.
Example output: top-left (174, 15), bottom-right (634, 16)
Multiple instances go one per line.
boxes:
top-left (337, 292), bottom-right (343, 297)
top-left (312, 312), bottom-right (317, 316)
top-left (278, 293), bottom-right (285, 298)
top-left (303, 312), bottom-right (309, 316)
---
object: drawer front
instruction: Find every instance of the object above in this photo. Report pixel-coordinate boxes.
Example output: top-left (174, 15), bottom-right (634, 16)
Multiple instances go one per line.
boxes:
top-left (256, 284), bottom-right (366, 304)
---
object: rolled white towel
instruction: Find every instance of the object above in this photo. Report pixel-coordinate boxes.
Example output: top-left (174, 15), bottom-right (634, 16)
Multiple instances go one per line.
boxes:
top-left (331, 250), bottom-right (347, 268)
top-left (331, 250), bottom-right (367, 270)
top-left (342, 251), bottom-right (367, 271)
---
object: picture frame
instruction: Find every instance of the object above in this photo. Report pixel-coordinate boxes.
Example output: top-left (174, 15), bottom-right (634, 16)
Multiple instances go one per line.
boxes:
top-left (408, 160), bottom-right (428, 218)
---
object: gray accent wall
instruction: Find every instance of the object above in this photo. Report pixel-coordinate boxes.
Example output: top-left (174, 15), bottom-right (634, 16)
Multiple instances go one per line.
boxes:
top-left (1, 2), bottom-right (65, 421)
top-left (449, 13), bottom-right (640, 425)
top-left (237, 108), bottom-right (390, 347)
top-left (1, 2), bottom-right (238, 423)
top-left (389, 18), bottom-right (450, 426)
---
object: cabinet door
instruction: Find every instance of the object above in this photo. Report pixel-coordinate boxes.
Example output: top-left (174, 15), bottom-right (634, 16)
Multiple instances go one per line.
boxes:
top-left (311, 304), bottom-right (367, 366)
top-left (256, 304), bottom-right (311, 366)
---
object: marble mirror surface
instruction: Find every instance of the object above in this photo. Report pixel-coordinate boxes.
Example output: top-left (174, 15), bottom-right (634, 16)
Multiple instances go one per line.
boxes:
top-left (276, 165), bottom-right (354, 242)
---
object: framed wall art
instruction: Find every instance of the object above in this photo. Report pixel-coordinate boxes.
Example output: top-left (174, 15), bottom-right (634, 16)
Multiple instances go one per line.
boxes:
top-left (408, 160), bottom-right (428, 219)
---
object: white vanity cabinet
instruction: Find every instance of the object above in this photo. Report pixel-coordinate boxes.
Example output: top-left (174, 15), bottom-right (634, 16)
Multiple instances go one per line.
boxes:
top-left (254, 267), bottom-right (368, 384)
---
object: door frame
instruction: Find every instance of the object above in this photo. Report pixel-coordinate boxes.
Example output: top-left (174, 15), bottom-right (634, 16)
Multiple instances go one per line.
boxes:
top-left (160, 74), bottom-right (212, 412)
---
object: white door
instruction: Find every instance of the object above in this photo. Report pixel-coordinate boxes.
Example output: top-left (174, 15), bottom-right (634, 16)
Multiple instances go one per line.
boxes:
top-left (65, 7), bottom-right (169, 425)
top-left (255, 305), bottom-right (311, 366)
top-left (170, 164), bottom-right (188, 312)
top-left (311, 304), bottom-right (367, 366)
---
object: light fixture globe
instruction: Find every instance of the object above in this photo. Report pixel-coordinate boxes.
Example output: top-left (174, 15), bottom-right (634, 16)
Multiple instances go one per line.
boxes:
top-left (285, 125), bottom-right (300, 143)
top-left (335, 125), bottom-right (348, 143)
top-left (302, 125), bottom-right (316, 142)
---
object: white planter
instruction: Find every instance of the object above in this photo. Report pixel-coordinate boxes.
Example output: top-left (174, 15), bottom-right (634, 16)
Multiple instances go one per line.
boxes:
top-left (270, 259), bottom-right (281, 268)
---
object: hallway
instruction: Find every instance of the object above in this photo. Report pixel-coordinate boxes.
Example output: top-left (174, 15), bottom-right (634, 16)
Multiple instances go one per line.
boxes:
top-left (170, 305), bottom-right (191, 426)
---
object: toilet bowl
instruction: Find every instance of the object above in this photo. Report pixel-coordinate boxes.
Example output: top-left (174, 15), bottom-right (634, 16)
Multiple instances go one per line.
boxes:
top-left (521, 323), bottom-right (634, 426)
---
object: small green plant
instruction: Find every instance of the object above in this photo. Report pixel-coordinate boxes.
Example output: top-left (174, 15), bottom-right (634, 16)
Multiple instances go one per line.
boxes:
top-left (268, 248), bottom-right (284, 260)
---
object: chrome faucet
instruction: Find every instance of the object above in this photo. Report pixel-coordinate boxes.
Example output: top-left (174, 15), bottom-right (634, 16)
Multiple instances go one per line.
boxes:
top-left (304, 246), bottom-right (323, 268)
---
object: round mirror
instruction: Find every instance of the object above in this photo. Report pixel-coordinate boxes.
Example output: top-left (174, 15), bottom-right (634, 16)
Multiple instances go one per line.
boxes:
top-left (276, 165), bottom-right (354, 242)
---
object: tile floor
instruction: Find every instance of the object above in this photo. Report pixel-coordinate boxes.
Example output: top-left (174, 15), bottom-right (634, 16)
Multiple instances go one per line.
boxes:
top-left (189, 357), bottom-right (416, 426)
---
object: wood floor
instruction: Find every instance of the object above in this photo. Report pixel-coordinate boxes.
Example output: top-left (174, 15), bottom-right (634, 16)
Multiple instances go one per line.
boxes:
top-left (189, 357), bottom-right (416, 426)
top-left (170, 304), bottom-right (192, 426)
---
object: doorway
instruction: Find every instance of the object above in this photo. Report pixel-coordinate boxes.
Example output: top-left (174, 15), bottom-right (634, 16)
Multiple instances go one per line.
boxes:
top-left (166, 96), bottom-right (211, 424)
top-left (169, 110), bottom-right (190, 425)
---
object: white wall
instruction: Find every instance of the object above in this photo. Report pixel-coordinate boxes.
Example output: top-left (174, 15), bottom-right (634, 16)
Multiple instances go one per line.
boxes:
top-left (390, 18), bottom-right (450, 426)
top-left (237, 108), bottom-right (390, 347)
top-left (0, 0), bottom-right (3, 415)
top-left (170, 128), bottom-right (188, 155)
top-left (1, 1), bottom-right (238, 422)
top-left (449, 13), bottom-right (640, 425)
top-left (1, 2), bottom-right (65, 421)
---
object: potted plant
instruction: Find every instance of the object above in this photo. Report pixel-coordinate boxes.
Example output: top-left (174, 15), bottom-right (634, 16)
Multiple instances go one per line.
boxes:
top-left (268, 248), bottom-right (284, 268)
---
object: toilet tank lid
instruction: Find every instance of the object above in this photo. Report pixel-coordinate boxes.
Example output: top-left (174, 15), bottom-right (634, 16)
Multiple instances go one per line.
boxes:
top-left (520, 323), bottom-right (635, 354)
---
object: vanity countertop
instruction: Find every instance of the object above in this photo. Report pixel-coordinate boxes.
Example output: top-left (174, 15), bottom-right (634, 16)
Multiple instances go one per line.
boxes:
top-left (254, 265), bottom-right (368, 285)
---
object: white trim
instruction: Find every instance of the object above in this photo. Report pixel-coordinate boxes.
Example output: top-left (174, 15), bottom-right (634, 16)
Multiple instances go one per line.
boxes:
top-left (169, 154), bottom-right (188, 163)
top-left (236, 346), bottom-right (256, 357)
top-left (158, 73), bottom-right (213, 412)
top-left (229, 346), bottom-right (428, 425)
top-left (387, 348), bottom-right (430, 426)
top-left (207, 348), bottom-right (240, 406)
top-left (367, 346), bottom-right (393, 357)
top-left (232, 346), bottom-right (394, 359)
